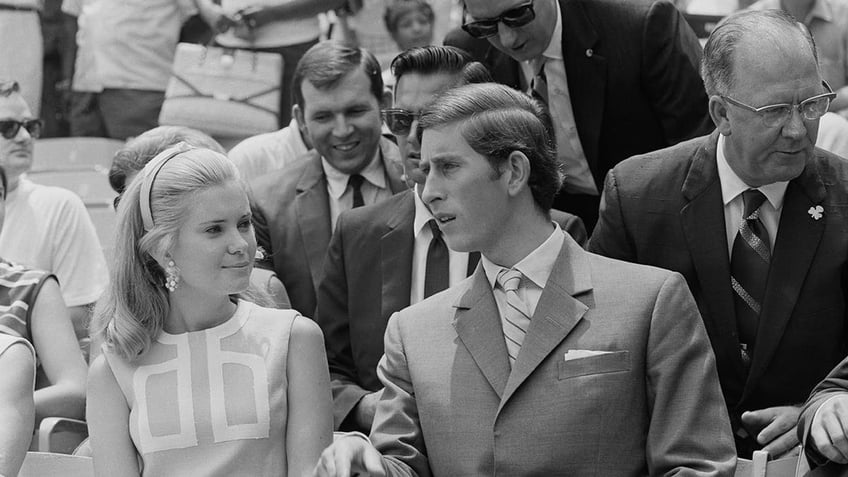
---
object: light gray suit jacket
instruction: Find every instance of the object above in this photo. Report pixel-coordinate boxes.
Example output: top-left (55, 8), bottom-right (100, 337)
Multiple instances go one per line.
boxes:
top-left (370, 234), bottom-right (736, 476)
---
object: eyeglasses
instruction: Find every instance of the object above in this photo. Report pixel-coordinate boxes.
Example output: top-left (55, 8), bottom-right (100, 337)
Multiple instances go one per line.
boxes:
top-left (461, 1), bottom-right (535, 39)
top-left (382, 109), bottom-right (421, 136)
top-left (0, 119), bottom-right (43, 140)
top-left (721, 82), bottom-right (836, 128)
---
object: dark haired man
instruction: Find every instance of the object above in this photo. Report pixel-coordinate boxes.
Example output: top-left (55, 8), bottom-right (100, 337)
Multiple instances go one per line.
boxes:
top-left (314, 82), bottom-right (734, 476)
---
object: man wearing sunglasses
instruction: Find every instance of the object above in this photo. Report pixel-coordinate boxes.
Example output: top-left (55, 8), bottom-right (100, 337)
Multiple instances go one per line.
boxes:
top-left (0, 80), bottom-right (109, 349)
top-left (453, 0), bottom-right (710, 232)
top-left (590, 9), bottom-right (848, 459)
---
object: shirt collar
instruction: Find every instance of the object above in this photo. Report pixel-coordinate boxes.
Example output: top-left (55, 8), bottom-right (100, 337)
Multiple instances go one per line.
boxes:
top-left (716, 134), bottom-right (789, 210)
top-left (322, 148), bottom-right (387, 200)
top-left (412, 185), bottom-right (436, 237)
top-left (481, 223), bottom-right (564, 290)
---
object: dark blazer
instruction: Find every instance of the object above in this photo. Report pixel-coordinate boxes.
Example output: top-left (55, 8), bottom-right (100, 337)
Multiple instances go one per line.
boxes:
top-left (445, 0), bottom-right (712, 192)
top-left (315, 189), bottom-right (588, 430)
top-left (250, 139), bottom-right (407, 318)
top-left (370, 234), bottom-right (735, 475)
top-left (590, 131), bottom-right (848, 450)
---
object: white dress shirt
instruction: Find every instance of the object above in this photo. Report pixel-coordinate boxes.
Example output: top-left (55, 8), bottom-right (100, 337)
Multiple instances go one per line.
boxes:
top-left (522, 0), bottom-right (598, 196)
top-left (717, 134), bottom-right (788, 256)
top-left (410, 187), bottom-right (469, 305)
top-left (481, 224), bottom-right (564, 350)
top-left (323, 150), bottom-right (393, 230)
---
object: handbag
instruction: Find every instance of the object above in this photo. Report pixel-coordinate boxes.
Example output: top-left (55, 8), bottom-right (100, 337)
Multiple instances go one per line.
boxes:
top-left (735, 449), bottom-right (848, 477)
top-left (158, 42), bottom-right (282, 138)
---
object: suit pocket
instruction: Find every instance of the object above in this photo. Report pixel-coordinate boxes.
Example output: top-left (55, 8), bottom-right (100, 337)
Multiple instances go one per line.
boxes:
top-left (557, 351), bottom-right (630, 380)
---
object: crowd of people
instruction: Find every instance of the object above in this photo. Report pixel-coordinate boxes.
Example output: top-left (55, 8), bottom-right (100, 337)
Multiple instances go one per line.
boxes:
top-left (5, 0), bottom-right (848, 475)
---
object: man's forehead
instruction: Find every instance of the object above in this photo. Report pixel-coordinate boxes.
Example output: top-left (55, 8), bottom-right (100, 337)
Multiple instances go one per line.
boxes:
top-left (466, 0), bottom-right (535, 18)
top-left (0, 94), bottom-right (31, 120)
top-left (394, 72), bottom-right (461, 109)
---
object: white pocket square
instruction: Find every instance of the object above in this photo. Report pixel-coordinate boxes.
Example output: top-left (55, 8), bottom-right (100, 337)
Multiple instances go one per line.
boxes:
top-left (563, 349), bottom-right (616, 361)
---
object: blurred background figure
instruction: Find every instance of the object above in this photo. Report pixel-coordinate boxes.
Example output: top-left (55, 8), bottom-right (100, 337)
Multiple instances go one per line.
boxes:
top-left (381, 0), bottom-right (435, 88)
top-left (88, 146), bottom-right (331, 475)
top-left (0, 0), bottom-right (42, 117)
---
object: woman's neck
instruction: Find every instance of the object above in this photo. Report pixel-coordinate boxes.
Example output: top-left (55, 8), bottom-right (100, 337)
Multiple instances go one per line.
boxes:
top-left (165, 291), bottom-right (237, 334)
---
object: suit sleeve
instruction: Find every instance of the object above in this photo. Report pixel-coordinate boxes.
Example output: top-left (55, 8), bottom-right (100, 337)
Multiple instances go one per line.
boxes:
top-left (798, 356), bottom-right (848, 465)
top-left (588, 168), bottom-right (635, 259)
top-left (644, 272), bottom-right (736, 475)
top-left (370, 313), bottom-right (430, 477)
top-left (314, 214), bottom-right (372, 431)
top-left (560, 213), bottom-right (588, 248)
top-left (641, 0), bottom-right (713, 145)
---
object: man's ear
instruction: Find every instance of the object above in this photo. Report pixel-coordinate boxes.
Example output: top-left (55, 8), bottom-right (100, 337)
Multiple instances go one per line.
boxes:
top-left (381, 88), bottom-right (393, 109)
top-left (293, 104), bottom-right (312, 147)
top-left (709, 95), bottom-right (732, 136)
top-left (504, 150), bottom-right (531, 197)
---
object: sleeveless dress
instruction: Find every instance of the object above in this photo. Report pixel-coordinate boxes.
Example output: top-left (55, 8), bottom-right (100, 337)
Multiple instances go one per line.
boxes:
top-left (104, 300), bottom-right (299, 476)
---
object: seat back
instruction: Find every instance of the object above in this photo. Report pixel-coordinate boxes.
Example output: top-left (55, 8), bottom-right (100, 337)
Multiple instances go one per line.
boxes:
top-left (32, 137), bottom-right (124, 173)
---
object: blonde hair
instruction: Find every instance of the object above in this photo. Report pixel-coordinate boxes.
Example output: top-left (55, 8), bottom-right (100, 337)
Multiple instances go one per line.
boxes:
top-left (91, 148), bottom-right (269, 361)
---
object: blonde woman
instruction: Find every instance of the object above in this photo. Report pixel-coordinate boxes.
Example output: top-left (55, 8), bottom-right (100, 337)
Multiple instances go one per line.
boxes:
top-left (87, 145), bottom-right (332, 476)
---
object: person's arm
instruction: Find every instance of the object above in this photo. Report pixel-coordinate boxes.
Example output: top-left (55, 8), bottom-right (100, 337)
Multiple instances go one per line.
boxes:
top-left (644, 272), bottom-right (737, 475)
top-left (285, 316), bottom-right (333, 476)
top-left (0, 342), bottom-right (35, 477)
top-left (315, 217), bottom-right (378, 432)
top-left (87, 355), bottom-right (140, 477)
top-left (798, 356), bottom-right (848, 464)
top-left (641, 0), bottom-right (714, 144)
top-left (587, 169), bottom-right (636, 259)
top-left (236, 0), bottom-right (347, 30)
top-left (192, 0), bottom-right (236, 33)
top-left (30, 277), bottom-right (87, 422)
top-left (740, 405), bottom-right (802, 458)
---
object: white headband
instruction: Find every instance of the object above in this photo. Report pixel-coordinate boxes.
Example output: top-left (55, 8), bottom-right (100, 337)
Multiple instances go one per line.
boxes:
top-left (139, 142), bottom-right (193, 231)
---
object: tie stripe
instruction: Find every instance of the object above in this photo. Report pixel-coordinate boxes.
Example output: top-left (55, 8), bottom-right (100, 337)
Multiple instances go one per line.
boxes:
top-left (498, 269), bottom-right (531, 366)
top-left (731, 277), bottom-right (762, 315)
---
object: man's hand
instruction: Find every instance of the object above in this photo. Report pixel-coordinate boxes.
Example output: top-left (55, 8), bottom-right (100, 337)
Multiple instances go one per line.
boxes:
top-left (741, 405), bottom-right (802, 458)
top-left (809, 395), bottom-right (848, 464)
top-left (313, 434), bottom-right (386, 477)
top-left (354, 390), bottom-right (382, 432)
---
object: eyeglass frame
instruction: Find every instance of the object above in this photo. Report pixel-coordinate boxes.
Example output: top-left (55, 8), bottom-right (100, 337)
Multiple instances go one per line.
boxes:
top-left (0, 118), bottom-right (44, 140)
top-left (720, 81), bottom-right (836, 127)
top-left (382, 108), bottom-right (422, 136)
top-left (460, 0), bottom-right (536, 39)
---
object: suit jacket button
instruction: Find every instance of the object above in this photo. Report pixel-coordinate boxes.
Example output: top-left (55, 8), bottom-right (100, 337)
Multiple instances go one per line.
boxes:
top-left (586, 48), bottom-right (593, 57)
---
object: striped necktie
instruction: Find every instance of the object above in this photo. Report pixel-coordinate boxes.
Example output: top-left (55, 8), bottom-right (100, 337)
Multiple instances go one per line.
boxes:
top-left (497, 268), bottom-right (531, 367)
top-left (730, 189), bottom-right (770, 363)
top-left (530, 59), bottom-right (548, 108)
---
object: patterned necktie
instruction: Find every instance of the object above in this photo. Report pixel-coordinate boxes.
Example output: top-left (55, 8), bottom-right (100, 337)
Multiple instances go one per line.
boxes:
top-left (348, 174), bottom-right (365, 208)
top-left (423, 220), bottom-right (450, 298)
top-left (497, 268), bottom-right (531, 367)
top-left (530, 59), bottom-right (548, 107)
top-left (730, 189), bottom-right (771, 360)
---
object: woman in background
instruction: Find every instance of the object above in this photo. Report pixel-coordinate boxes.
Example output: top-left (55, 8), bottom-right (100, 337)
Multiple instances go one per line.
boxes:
top-left (87, 145), bottom-right (331, 476)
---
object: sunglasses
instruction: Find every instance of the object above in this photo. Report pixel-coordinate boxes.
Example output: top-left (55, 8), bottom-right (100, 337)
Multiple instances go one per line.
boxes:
top-left (0, 119), bottom-right (43, 140)
top-left (461, 1), bottom-right (535, 39)
top-left (382, 109), bottom-right (421, 136)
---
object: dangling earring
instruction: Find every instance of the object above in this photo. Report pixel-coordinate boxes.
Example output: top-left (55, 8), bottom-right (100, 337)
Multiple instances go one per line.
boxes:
top-left (164, 260), bottom-right (180, 292)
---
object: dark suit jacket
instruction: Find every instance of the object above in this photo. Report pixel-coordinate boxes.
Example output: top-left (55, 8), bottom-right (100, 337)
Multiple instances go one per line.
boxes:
top-left (371, 234), bottom-right (735, 475)
top-left (590, 131), bottom-right (848, 451)
top-left (445, 0), bottom-right (712, 194)
top-left (250, 139), bottom-right (407, 318)
top-left (315, 189), bottom-right (588, 431)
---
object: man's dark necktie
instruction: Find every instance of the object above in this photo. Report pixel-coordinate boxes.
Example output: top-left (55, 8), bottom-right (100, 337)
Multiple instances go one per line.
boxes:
top-left (730, 189), bottom-right (771, 363)
top-left (530, 61), bottom-right (549, 108)
top-left (424, 219), bottom-right (450, 298)
top-left (349, 174), bottom-right (365, 208)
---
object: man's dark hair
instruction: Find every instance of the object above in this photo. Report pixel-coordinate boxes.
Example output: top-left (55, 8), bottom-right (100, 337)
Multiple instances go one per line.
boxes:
top-left (419, 83), bottom-right (561, 211)
top-left (391, 45), bottom-right (492, 88)
top-left (292, 41), bottom-right (383, 110)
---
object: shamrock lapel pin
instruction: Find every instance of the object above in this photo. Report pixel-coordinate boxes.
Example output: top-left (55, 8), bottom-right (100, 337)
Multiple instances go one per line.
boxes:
top-left (808, 205), bottom-right (824, 220)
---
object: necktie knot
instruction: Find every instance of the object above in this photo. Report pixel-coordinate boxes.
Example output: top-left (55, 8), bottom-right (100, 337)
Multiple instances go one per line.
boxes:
top-left (348, 174), bottom-right (365, 208)
top-left (742, 189), bottom-right (767, 220)
top-left (497, 268), bottom-right (522, 293)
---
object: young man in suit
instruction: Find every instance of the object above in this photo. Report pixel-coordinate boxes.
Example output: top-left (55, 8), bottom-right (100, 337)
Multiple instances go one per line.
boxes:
top-left (590, 9), bottom-right (848, 458)
top-left (315, 46), bottom-right (587, 434)
top-left (451, 0), bottom-right (712, 231)
top-left (313, 83), bottom-right (735, 476)
top-left (250, 41), bottom-right (407, 318)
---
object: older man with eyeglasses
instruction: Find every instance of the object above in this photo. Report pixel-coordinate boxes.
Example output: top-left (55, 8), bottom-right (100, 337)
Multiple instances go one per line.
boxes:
top-left (446, 0), bottom-right (711, 232)
top-left (590, 9), bottom-right (848, 459)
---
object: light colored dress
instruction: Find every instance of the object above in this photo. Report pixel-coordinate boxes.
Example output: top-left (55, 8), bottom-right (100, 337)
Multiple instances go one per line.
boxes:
top-left (103, 300), bottom-right (298, 476)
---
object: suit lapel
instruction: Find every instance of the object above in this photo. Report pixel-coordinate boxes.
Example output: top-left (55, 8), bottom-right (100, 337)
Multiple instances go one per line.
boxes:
top-left (379, 138), bottom-right (408, 194)
top-left (381, 191), bottom-right (414, 320)
top-left (561, 0), bottom-right (605, 172)
top-left (295, 155), bottom-right (332, 292)
top-left (680, 134), bottom-right (748, 385)
top-left (742, 160), bottom-right (826, 401)
top-left (453, 269), bottom-right (511, 398)
top-left (500, 236), bottom-right (591, 407)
